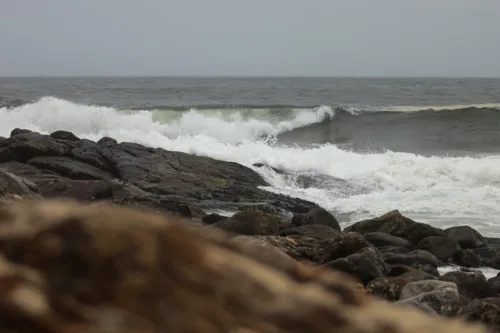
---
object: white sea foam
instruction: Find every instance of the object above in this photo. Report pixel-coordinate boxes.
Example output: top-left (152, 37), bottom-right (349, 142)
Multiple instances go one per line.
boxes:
top-left (2, 97), bottom-right (500, 236)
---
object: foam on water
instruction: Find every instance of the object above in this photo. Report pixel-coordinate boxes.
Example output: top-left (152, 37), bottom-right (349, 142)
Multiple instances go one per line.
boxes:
top-left (2, 97), bottom-right (500, 236)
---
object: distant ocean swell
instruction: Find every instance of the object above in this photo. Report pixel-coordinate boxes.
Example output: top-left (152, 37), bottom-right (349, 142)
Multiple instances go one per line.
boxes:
top-left (2, 96), bottom-right (500, 236)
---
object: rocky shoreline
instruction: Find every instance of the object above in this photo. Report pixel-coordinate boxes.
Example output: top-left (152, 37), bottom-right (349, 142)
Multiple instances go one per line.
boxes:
top-left (0, 128), bottom-right (499, 332)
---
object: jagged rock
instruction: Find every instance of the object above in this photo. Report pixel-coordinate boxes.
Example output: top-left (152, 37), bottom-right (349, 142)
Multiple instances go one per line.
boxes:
top-left (50, 130), bottom-right (81, 142)
top-left (325, 247), bottom-right (388, 284)
top-left (417, 236), bottom-right (461, 263)
top-left (280, 224), bottom-right (342, 239)
top-left (201, 213), bottom-right (228, 224)
top-left (488, 274), bottom-right (500, 295)
top-left (212, 210), bottom-right (280, 236)
top-left (345, 210), bottom-right (445, 245)
top-left (291, 207), bottom-right (341, 230)
top-left (445, 226), bottom-right (487, 249)
top-left (364, 232), bottom-right (414, 249)
top-left (323, 232), bottom-right (373, 262)
top-left (366, 270), bottom-right (437, 301)
top-left (440, 271), bottom-right (494, 299)
top-left (0, 199), bottom-right (487, 333)
top-left (69, 146), bottom-right (115, 173)
top-left (0, 132), bottom-right (72, 163)
top-left (464, 298), bottom-right (500, 332)
top-left (0, 170), bottom-right (40, 199)
top-left (398, 280), bottom-right (462, 317)
top-left (383, 250), bottom-right (440, 276)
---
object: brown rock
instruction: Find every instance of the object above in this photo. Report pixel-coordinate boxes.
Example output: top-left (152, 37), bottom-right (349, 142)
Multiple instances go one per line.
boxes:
top-left (0, 199), bottom-right (488, 333)
top-left (213, 210), bottom-right (280, 236)
top-left (417, 236), bottom-right (461, 263)
top-left (0, 170), bottom-right (40, 200)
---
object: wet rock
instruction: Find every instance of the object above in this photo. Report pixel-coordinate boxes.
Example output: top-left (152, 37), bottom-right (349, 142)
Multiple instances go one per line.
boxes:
top-left (464, 298), bottom-right (500, 332)
top-left (364, 232), bottom-right (414, 249)
top-left (50, 130), bottom-right (80, 142)
top-left (0, 132), bottom-right (72, 163)
top-left (0, 170), bottom-right (40, 199)
top-left (69, 146), bottom-right (115, 173)
top-left (378, 246), bottom-right (412, 254)
top-left (345, 210), bottom-right (445, 245)
top-left (471, 246), bottom-right (500, 269)
top-left (28, 156), bottom-right (115, 181)
top-left (366, 270), bottom-right (437, 301)
top-left (212, 210), bottom-right (280, 236)
top-left (280, 224), bottom-right (341, 239)
top-left (398, 280), bottom-right (462, 317)
top-left (201, 213), bottom-right (229, 225)
top-left (453, 249), bottom-right (482, 268)
top-left (440, 271), bottom-right (494, 299)
top-left (383, 250), bottom-right (440, 276)
top-left (97, 136), bottom-right (118, 145)
top-left (252, 163), bottom-right (284, 174)
top-left (0, 199), bottom-right (487, 333)
top-left (10, 127), bottom-right (32, 137)
top-left (488, 274), bottom-right (500, 295)
top-left (323, 232), bottom-right (373, 262)
top-left (325, 247), bottom-right (388, 285)
top-left (417, 236), bottom-right (461, 263)
top-left (445, 226), bottom-right (487, 249)
top-left (291, 207), bottom-right (340, 230)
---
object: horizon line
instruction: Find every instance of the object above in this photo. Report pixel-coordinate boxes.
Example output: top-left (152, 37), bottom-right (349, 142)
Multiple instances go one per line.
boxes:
top-left (1, 75), bottom-right (500, 79)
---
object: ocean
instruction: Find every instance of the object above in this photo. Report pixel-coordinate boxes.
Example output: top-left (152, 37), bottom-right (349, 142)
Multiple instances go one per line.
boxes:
top-left (2, 76), bottom-right (500, 238)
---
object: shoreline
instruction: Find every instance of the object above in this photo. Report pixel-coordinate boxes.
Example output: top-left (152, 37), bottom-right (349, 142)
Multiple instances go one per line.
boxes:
top-left (1, 127), bottom-right (500, 331)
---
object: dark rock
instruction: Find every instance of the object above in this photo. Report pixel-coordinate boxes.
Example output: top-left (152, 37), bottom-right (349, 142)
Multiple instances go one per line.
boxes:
top-left (10, 128), bottom-right (32, 137)
top-left (252, 163), bottom-right (284, 174)
top-left (280, 224), bottom-right (341, 239)
top-left (366, 270), bottom-right (437, 301)
top-left (382, 250), bottom-right (440, 276)
top-left (488, 274), bottom-right (500, 295)
top-left (345, 210), bottom-right (444, 245)
top-left (97, 136), bottom-right (118, 145)
top-left (471, 246), bottom-right (500, 269)
top-left (397, 280), bottom-right (462, 317)
top-left (364, 232), bottom-right (414, 249)
top-left (79, 138), bottom-right (97, 148)
top-left (440, 271), bottom-right (494, 299)
top-left (28, 156), bottom-right (115, 181)
top-left (464, 298), bottom-right (500, 331)
top-left (445, 226), bottom-right (487, 249)
top-left (201, 213), bottom-right (229, 225)
top-left (69, 146), bottom-right (115, 173)
top-left (325, 247), bottom-right (388, 285)
top-left (453, 249), bottom-right (482, 268)
top-left (0, 132), bottom-right (72, 162)
top-left (487, 237), bottom-right (500, 246)
top-left (212, 211), bottom-right (280, 236)
top-left (291, 207), bottom-right (340, 230)
top-left (50, 130), bottom-right (80, 142)
top-left (378, 246), bottom-right (412, 254)
top-left (323, 232), bottom-right (373, 262)
top-left (417, 236), bottom-right (461, 263)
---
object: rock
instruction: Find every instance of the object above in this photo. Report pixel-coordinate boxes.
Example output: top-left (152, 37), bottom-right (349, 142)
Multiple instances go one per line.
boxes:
top-left (252, 162), bottom-right (284, 174)
top-left (488, 274), bottom-right (500, 295)
top-left (464, 298), bottom-right (500, 332)
top-left (378, 246), bottom-right (412, 254)
top-left (325, 247), bottom-right (388, 284)
top-left (212, 210), bottom-right (280, 236)
top-left (97, 136), bottom-right (118, 145)
top-left (383, 250), bottom-right (440, 276)
top-left (291, 207), bottom-right (340, 230)
top-left (366, 270), bottom-right (438, 301)
top-left (0, 170), bottom-right (40, 199)
top-left (280, 224), bottom-right (342, 239)
top-left (324, 232), bottom-right (373, 262)
top-left (453, 249), bottom-right (482, 268)
top-left (398, 280), bottom-right (462, 317)
top-left (364, 232), bottom-right (414, 249)
top-left (28, 156), bottom-right (115, 181)
top-left (50, 130), bottom-right (80, 142)
top-left (417, 236), bottom-right (461, 263)
top-left (345, 210), bottom-right (445, 245)
top-left (0, 132), bottom-right (72, 163)
top-left (471, 246), bottom-right (500, 269)
top-left (69, 146), bottom-right (115, 173)
top-left (0, 199), bottom-right (487, 333)
top-left (440, 271), bottom-right (494, 299)
top-left (201, 213), bottom-right (228, 224)
top-left (445, 226), bottom-right (487, 249)
top-left (10, 128), bottom-right (32, 137)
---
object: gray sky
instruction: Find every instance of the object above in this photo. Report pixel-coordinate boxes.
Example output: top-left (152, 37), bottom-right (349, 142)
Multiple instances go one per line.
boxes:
top-left (1, 0), bottom-right (499, 77)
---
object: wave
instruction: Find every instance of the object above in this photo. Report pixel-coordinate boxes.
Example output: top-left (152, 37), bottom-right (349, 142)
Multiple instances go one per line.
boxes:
top-left (2, 97), bottom-right (500, 236)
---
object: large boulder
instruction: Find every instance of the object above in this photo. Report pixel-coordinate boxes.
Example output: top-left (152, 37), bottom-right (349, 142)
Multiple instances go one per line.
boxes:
top-left (445, 226), bottom-right (487, 249)
top-left (291, 207), bottom-right (341, 230)
top-left (212, 211), bottom-right (280, 236)
top-left (398, 280), bottom-right (462, 317)
top-left (364, 232), bottom-right (414, 249)
top-left (28, 156), bottom-right (116, 181)
top-left (440, 271), bottom-right (494, 300)
top-left (280, 224), bottom-right (342, 239)
top-left (345, 210), bottom-right (445, 245)
top-left (488, 274), bottom-right (500, 295)
top-left (417, 236), bottom-right (461, 263)
top-left (464, 298), bottom-right (500, 332)
top-left (366, 269), bottom-right (437, 301)
top-left (325, 247), bottom-right (388, 284)
top-left (383, 250), bottom-right (440, 276)
top-left (0, 170), bottom-right (40, 199)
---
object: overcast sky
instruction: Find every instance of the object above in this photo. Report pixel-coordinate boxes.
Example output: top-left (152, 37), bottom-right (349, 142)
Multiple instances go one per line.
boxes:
top-left (1, 0), bottom-right (499, 77)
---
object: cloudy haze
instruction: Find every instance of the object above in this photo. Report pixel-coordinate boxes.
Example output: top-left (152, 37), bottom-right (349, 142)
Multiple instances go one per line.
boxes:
top-left (1, 0), bottom-right (499, 77)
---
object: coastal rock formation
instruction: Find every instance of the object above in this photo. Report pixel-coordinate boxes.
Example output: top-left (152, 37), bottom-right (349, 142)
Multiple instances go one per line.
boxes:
top-left (0, 199), bottom-right (488, 333)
